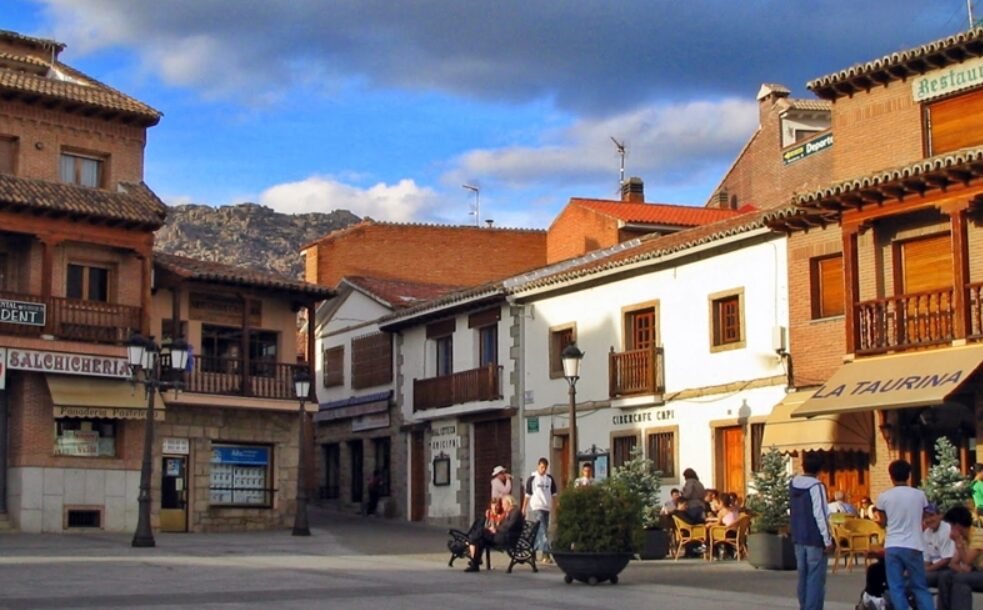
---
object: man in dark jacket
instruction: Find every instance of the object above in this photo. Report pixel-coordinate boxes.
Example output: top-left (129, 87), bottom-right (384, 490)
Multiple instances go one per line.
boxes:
top-left (789, 452), bottom-right (834, 610)
top-left (466, 495), bottom-right (523, 572)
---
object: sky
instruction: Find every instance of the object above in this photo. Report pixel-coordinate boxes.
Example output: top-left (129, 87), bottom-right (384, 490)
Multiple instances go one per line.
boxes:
top-left (3, 1), bottom-right (978, 228)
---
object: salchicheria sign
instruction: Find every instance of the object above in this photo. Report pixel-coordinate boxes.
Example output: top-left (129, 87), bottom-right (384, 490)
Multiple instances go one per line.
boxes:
top-left (912, 55), bottom-right (983, 103)
top-left (0, 299), bottom-right (45, 326)
top-left (6, 348), bottom-right (130, 378)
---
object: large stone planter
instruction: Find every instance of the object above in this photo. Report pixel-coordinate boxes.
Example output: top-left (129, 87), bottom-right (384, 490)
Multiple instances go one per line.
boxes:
top-left (639, 528), bottom-right (669, 560)
top-left (746, 532), bottom-right (796, 570)
top-left (552, 551), bottom-right (633, 585)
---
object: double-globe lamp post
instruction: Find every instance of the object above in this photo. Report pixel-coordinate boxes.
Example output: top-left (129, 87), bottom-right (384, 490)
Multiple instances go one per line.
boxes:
top-left (292, 366), bottom-right (312, 536)
top-left (126, 332), bottom-right (189, 548)
top-left (561, 343), bottom-right (585, 481)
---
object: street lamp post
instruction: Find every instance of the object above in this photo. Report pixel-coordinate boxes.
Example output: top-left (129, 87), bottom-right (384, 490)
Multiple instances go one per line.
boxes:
top-left (292, 366), bottom-right (312, 536)
top-left (561, 343), bottom-right (584, 482)
top-left (127, 332), bottom-right (189, 548)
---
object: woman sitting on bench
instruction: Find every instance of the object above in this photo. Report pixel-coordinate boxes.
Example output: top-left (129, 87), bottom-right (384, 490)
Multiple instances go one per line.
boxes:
top-left (466, 494), bottom-right (523, 572)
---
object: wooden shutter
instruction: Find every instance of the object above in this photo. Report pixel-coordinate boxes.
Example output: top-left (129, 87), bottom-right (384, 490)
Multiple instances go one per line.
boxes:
top-left (927, 88), bottom-right (983, 155)
top-left (0, 138), bottom-right (15, 174)
top-left (549, 326), bottom-right (575, 377)
top-left (814, 255), bottom-right (845, 318)
top-left (426, 318), bottom-right (455, 339)
top-left (646, 431), bottom-right (675, 478)
top-left (323, 346), bottom-right (344, 387)
top-left (473, 419), bottom-right (511, 517)
top-left (901, 233), bottom-right (953, 294)
top-left (351, 332), bottom-right (392, 389)
top-left (612, 435), bottom-right (637, 468)
top-left (468, 307), bottom-right (500, 328)
top-left (626, 309), bottom-right (656, 350)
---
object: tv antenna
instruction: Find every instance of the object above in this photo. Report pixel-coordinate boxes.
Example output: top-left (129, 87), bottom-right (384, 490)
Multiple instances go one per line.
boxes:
top-left (462, 184), bottom-right (480, 227)
top-left (611, 137), bottom-right (626, 186)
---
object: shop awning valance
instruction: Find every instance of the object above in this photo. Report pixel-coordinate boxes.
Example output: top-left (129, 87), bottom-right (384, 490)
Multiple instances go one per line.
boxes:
top-left (314, 390), bottom-right (391, 423)
top-left (762, 389), bottom-right (872, 453)
top-left (47, 375), bottom-right (164, 420)
top-left (792, 344), bottom-right (983, 418)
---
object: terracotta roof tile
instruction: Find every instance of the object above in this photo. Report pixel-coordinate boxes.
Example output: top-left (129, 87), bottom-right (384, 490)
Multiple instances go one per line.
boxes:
top-left (0, 30), bottom-right (65, 53)
top-left (569, 199), bottom-right (745, 226)
top-left (808, 27), bottom-right (983, 99)
top-left (784, 99), bottom-right (831, 112)
top-left (344, 276), bottom-right (464, 310)
top-left (0, 173), bottom-right (166, 228)
top-left (154, 252), bottom-right (335, 298)
top-left (302, 218), bottom-right (545, 250)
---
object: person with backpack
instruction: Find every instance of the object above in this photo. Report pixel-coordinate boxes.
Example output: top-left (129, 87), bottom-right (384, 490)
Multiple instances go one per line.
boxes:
top-left (522, 457), bottom-right (557, 564)
top-left (790, 452), bottom-right (834, 610)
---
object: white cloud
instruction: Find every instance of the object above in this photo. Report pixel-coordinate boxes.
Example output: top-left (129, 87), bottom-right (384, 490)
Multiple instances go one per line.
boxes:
top-left (258, 176), bottom-right (439, 222)
top-left (445, 98), bottom-right (759, 190)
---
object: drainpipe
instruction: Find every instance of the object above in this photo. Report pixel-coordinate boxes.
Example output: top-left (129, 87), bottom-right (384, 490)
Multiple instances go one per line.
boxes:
top-left (0, 389), bottom-right (6, 514)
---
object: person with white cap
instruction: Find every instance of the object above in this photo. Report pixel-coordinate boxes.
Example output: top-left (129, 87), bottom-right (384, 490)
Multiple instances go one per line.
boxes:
top-left (491, 465), bottom-right (512, 500)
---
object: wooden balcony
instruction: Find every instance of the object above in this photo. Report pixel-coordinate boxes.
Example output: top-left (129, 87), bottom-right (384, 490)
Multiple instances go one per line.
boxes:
top-left (0, 290), bottom-right (139, 345)
top-left (609, 345), bottom-right (665, 398)
top-left (413, 364), bottom-right (502, 411)
top-left (183, 355), bottom-right (305, 400)
top-left (856, 288), bottom-right (954, 354)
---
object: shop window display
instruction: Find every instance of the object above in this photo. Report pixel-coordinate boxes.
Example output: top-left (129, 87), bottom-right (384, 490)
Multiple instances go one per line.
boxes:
top-left (209, 444), bottom-right (272, 507)
top-left (54, 419), bottom-right (116, 457)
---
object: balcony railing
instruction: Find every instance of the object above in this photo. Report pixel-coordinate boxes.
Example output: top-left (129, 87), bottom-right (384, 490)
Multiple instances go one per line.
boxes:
top-left (856, 288), bottom-right (954, 354)
top-left (0, 290), bottom-right (139, 345)
top-left (413, 364), bottom-right (502, 411)
top-left (183, 355), bottom-right (305, 400)
top-left (609, 345), bottom-right (665, 398)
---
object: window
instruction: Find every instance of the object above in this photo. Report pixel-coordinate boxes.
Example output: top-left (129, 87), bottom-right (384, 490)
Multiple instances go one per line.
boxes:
top-left (209, 443), bottom-right (272, 506)
top-left (323, 345), bottom-right (344, 387)
top-left (709, 289), bottom-right (745, 350)
top-left (624, 305), bottom-right (657, 350)
top-left (373, 437), bottom-right (391, 497)
top-left (793, 128), bottom-right (821, 143)
top-left (478, 325), bottom-right (497, 367)
top-left (54, 419), bottom-right (117, 457)
top-left (0, 252), bottom-right (7, 291)
top-left (66, 263), bottom-right (109, 302)
top-left (248, 330), bottom-right (278, 377)
top-left (811, 255), bottom-right (844, 319)
top-left (160, 320), bottom-right (189, 343)
top-left (60, 152), bottom-right (103, 187)
top-left (612, 434), bottom-right (638, 469)
top-left (0, 137), bottom-right (16, 175)
top-left (435, 335), bottom-right (453, 376)
top-left (200, 325), bottom-right (278, 377)
top-left (549, 324), bottom-right (577, 378)
top-left (646, 429), bottom-right (676, 480)
top-left (351, 332), bottom-right (392, 389)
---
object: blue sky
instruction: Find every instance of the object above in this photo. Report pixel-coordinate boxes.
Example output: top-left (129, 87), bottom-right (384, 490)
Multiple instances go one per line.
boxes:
top-left (4, 1), bottom-right (976, 228)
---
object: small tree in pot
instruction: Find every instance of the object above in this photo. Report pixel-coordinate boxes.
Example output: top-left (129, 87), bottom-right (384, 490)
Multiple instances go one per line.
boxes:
top-left (745, 447), bottom-right (795, 570)
top-left (608, 448), bottom-right (665, 559)
top-left (553, 480), bottom-right (644, 585)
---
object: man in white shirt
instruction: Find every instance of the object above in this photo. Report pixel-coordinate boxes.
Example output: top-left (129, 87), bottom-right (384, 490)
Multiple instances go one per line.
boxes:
top-left (921, 502), bottom-right (954, 588)
top-left (522, 457), bottom-right (557, 563)
top-left (874, 459), bottom-right (934, 610)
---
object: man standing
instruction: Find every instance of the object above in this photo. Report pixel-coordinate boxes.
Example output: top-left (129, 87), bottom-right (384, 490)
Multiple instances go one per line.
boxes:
top-left (522, 457), bottom-right (557, 563)
top-left (875, 459), bottom-right (934, 610)
top-left (790, 452), bottom-right (834, 610)
top-left (921, 502), bottom-right (954, 588)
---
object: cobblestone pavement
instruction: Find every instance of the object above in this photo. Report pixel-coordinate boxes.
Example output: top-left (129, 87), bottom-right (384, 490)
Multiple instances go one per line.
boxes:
top-left (0, 508), bottom-right (871, 610)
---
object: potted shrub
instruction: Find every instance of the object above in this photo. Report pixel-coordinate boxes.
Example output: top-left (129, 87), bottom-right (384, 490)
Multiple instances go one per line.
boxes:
top-left (745, 447), bottom-right (796, 570)
top-left (608, 448), bottom-right (666, 559)
top-left (553, 480), bottom-right (644, 585)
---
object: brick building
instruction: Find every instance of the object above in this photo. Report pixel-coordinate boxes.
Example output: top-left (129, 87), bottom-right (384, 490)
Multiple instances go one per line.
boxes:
top-left (767, 27), bottom-right (983, 499)
top-left (0, 30), bottom-right (165, 532)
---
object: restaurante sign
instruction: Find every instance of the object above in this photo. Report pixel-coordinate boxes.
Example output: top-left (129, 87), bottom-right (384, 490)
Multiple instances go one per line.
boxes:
top-left (7, 348), bottom-right (129, 378)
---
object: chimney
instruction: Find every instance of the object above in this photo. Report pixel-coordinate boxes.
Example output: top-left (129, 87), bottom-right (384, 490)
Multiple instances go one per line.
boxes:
top-left (620, 176), bottom-right (644, 203)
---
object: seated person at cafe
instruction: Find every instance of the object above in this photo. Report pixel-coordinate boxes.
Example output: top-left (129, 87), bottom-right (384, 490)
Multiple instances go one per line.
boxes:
top-left (922, 502), bottom-right (954, 588)
top-left (827, 490), bottom-right (858, 516)
top-left (858, 496), bottom-right (877, 520)
top-left (661, 488), bottom-right (681, 515)
top-left (936, 505), bottom-right (983, 610)
top-left (672, 497), bottom-right (703, 525)
top-left (707, 493), bottom-right (740, 527)
top-left (465, 494), bottom-right (523, 572)
top-left (704, 489), bottom-right (721, 519)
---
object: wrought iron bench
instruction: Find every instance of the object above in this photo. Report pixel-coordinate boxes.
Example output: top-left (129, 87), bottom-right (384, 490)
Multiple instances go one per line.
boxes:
top-left (447, 518), bottom-right (540, 573)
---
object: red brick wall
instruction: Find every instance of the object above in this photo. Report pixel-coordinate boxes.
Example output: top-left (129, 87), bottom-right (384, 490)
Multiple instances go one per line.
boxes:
top-left (0, 99), bottom-right (148, 186)
top-left (829, 80), bottom-right (922, 182)
top-left (307, 223), bottom-right (547, 288)
top-left (546, 205), bottom-right (621, 263)
top-left (787, 226), bottom-right (845, 387)
top-left (714, 96), bottom-right (832, 210)
top-left (7, 371), bottom-right (143, 469)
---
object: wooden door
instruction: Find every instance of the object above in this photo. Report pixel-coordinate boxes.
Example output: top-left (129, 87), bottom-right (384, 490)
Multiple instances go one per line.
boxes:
top-left (626, 308), bottom-right (656, 350)
top-left (719, 426), bottom-right (745, 496)
top-left (551, 433), bottom-right (570, 489)
top-left (410, 431), bottom-right (425, 521)
top-left (816, 451), bottom-right (870, 506)
top-left (473, 418), bottom-right (511, 517)
top-left (900, 233), bottom-right (953, 342)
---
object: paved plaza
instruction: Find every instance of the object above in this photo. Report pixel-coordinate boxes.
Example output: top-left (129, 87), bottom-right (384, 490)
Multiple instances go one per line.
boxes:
top-left (0, 508), bottom-right (870, 610)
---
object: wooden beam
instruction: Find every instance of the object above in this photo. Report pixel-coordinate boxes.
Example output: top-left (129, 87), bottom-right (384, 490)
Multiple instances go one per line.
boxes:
top-left (843, 229), bottom-right (860, 356)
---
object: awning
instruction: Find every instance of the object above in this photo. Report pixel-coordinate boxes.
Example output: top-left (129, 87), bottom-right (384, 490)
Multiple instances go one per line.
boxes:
top-left (762, 389), bottom-right (872, 453)
top-left (47, 375), bottom-right (164, 420)
top-left (792, 344), bottom-right (983, 418)
top-left (314, 390), bottom-right (391, 423)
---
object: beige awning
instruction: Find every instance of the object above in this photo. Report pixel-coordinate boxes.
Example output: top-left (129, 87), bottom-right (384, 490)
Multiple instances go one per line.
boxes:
top-left (47, 375), bottom-right (164, 420)
top-left (762, 389), bottom-right (872, 453)
top-left (792, 344), bottom-right (983, 418)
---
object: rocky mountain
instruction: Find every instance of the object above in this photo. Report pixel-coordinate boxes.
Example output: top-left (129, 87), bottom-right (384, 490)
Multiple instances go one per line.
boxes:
top-left (155, 203), bottom-right (361, 279)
